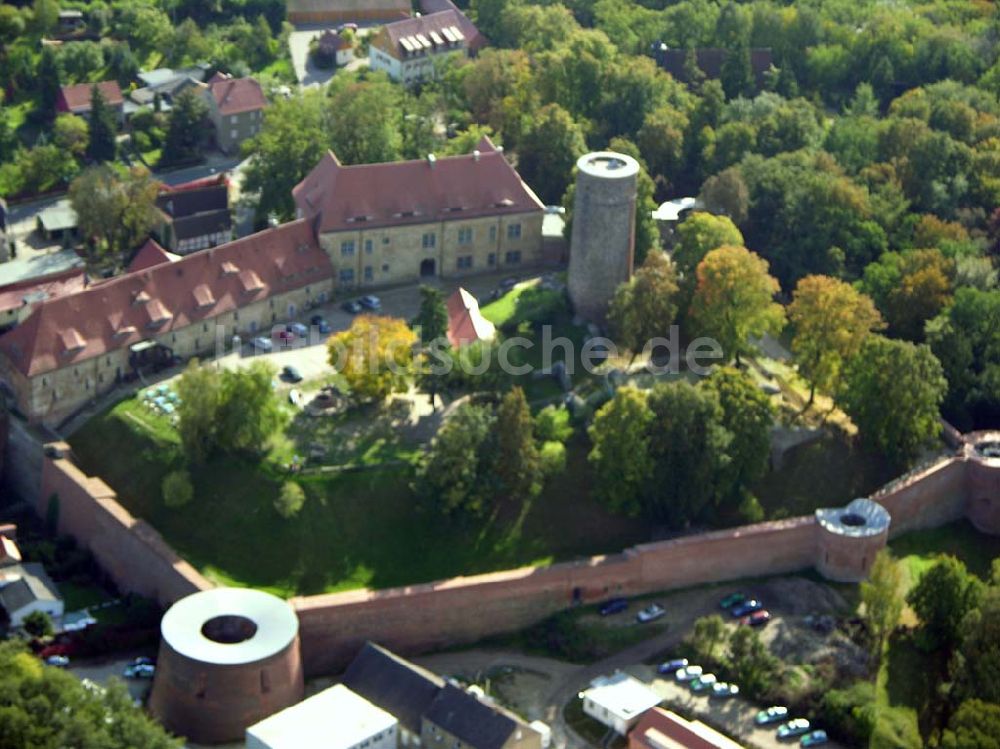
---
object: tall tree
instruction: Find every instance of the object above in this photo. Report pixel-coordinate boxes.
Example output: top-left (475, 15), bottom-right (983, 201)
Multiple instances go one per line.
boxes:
top-left (414, 403), bottom-right (497, 515)
top-left (327, 316), bottom-right (417, 402)
top-left (175, 360), bottom-right (224, 464)
top-left (952, 585), bottom-right (1000, 704)
top-left (727, 626), bottom-right (780, 698)
top-left (86, 85), bottom-right (117, 163)
top-left (494, 386), bottom-right (542, 500)
top-left (689, 245), bottom-right (785, 364)
top-left (413, 286), bottom-right (449, 345)
top-left (839, 336), bottom-right (946, 465)
top-left (516, 103), bottom-right (587, 205)
top-left (720, 40), bottom-right (754, 99)
top-left (859, 249), bottom-right (955, 341)
top-left (906, 555), bottom-right (983, 651)
top-left (699, 167), bottom-right (750, 226)
top-left (940, 700), bottom-right (1000, 749)
top-left (161, 88), bottom-right (209, 166)
top-left (37, 45), bottom-right (62, 119)
top-left (788, 275), bottom-right (884, 410)
top-left (672, 212), bottom-right (744, 280)
top-left (217, 361), bottom-right (288, 456)
top-left (68, 165), bottom-right (160, 266)
top-left (326, 74), bottom-right (403, 165)
top-left (703, 366), bottom-right (774, 493)
top-left (588, 386), bottom-right (654, 517)
top-left (607, 251), bottom-right (679, 361)
top-left (860, 550), bottom-right (904, 673)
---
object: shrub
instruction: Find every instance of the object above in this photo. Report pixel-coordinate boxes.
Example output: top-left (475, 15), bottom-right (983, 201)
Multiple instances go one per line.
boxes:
top-left (275, 481), bottom-right (306, 519)
top-left (738, 492), bottom-right (765, 523)
top-left (539, 440), bottom-right (567, 477)
top-left (821, 681), bottom-right (877, 745)
top-left (535, 404), bottom-right (574, 443)
top-left (870, 706), bottom-right (921, 749)
top-left (161, 470), bottom-right (194, 508)
top-left (22, 611), bottom-right (54, 638)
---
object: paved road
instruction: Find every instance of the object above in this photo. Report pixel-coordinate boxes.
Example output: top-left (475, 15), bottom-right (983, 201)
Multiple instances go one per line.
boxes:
top-left (288, 24), bottom-right (373, 86)
top-left (68, 652), bottom-right (156, 705)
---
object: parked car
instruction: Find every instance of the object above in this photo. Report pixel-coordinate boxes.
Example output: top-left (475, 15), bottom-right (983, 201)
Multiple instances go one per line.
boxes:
top-left (129, 657), bottom-right (155, 667)
top-left (359, 295), bottom-right (381, 310)
top-left (341, 299), bottom-right (362, 314)
top-left (742, 610), bottom-right (771, 627)
top-left (337, 22), bottom-right (358, 31)
top-left (800, 730), bottom-right (828, 747)
top-left (544, 205), bottom-right (566, 215)
top-left (675, 665), bottom-right (703, 682)
top-left (500, 277), bottom-right (518, 291)
top-left (689, 674), bottom-right (717, 692)
top-left (287, 322), bottom-right (309, 337)
top-left (282, 365), bottom-right (303, 383)
top-left (731, 599), bottom-right (764, 618)
top-left (310, 315), bottom-right (332, 333)
top-left (777, 719), bottom-right (811, 739)
top-left (636, 603), bottom-right (666, 623)
top-left (45, 655), bottom-right (70, 668)
top-left (657, 658), bottom-right (688, 674)
top-left (720, 592), bottom-right (746, 609)
top-left (711, 682), bottom-right (740, 698)
top-left (756, 706), bottom-right (789, 725)
top-left (252, 336), bottom-right (273, 352)
top-left (598, 598), bottom-right (628, 616)
top-left (123, 663), bottom-right (155, 679)
top-left (275, 329), bottom-right (296, 345)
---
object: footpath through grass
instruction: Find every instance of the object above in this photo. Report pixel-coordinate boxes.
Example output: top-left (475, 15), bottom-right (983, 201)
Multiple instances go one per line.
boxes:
top-left (68, 397), bottom-right (648, 597)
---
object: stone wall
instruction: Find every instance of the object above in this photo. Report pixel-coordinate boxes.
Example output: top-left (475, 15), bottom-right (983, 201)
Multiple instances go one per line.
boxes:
top-left (873, 457), bottom-right (969, 537)
top-left (38, 442), bottom-right (211, 607)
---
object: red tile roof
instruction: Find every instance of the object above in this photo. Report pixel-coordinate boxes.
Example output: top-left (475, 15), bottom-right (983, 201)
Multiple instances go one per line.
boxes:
top-left (378, 9), bottom-right (474, 59)
top-left (293, 136), bottom-right (544, 234)
top-left (629, 708), bottom-right (746, 749)
top-left (319, 30), bottom-right (353, 52)
top-left (447, 288), bottom-right (495, 347)
top-left (0, 220), bottom-right (331, 378)
top-left (0, 268), bottom-right (86, 316)
top-left (127, 238), bottom-right (180, 273)
top-left (207, 75), bottom-right (268, 116)
top-left (418, 0), bottom-right (486, 51)
top-left (56, 81), bottom-right (124, 114)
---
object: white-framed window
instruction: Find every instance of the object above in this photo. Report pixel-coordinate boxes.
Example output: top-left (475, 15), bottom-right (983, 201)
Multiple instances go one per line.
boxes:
top-left (488, 252), bottom-right (496, 266)
top-left (505, 250), bottom-right (521, 264)
top-left (341, 240), bottom-right (355, 256)
top-left (364, 265), bottom-right (373, 281)
top-left (339, 268), bottom-right (355, 284)
top-left (364, 239), bottom-right (373, 254)
top-left (489, 225), bottom-right (497, 242)
top-left (507, 223), bottom-right (522, 239)
top-left (456, 255), bottom-right (473, 269)
top-left (230, 128), bottom-right (238, 139)
top-left (457, 227), bottom-right (473, 245)
top-left (422, 233), bottom-right (436, 249)
top-left (230, 115), bottom-right (238, 123)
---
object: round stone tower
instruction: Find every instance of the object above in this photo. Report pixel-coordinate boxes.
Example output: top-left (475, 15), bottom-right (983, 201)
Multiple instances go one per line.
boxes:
top-left (965, 432), bottom-right (1000, 535)
top-left (149, 588), bottom-right (304, 744)
top-left (815, 498), bottom-right (891, 583)
top-left (568, 151), bottom-right (640, 324)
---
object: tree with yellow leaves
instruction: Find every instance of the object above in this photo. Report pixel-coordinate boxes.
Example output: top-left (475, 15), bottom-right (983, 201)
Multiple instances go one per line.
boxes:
top-left (688, 245), bottom-right (785, 364)
top-left (327, 315), bottom-right (417, 402)
top-left (788, 275), bottom-right (884, 411)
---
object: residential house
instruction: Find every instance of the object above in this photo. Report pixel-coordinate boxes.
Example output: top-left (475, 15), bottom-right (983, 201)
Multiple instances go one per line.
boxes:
top-left (35, 199), bottom-right (79, 245)
top-left (286, 0), bottom-right (409, 24)
top-left (342, 642), bottom-right (543, 749)
top-left (581, 672), bottom-right (663, 736)
top-left (418, 0), bottom-right (487, 52)
top-left (0, 220), bottom-right (333, 424)
top-left (57, 10), bottom-right (86, 34)
top-left (153, 181), bottom-right (232, 254)
top-left (0, 562), bottom-right (64, 628)
top-left (293, 136), bottom-right (544, 289)
top-left (446, 287), bottom-right (495, 347)
top-left (56, 81), bottom-right (125, 123)
top-left (246, 684), bottom-right (398, 749)
top-left (650, 44), bottom-right (774, 90)
top-left (629, 707), bottom-right (746, 749)
top-left (316, 30), bottom-right (354, 67)
top-left (129, 66), bottom-right (210, 113)
top-left (202, 73), bottom-right (268, 155)
top-left (368, 7), bottom-right (479, 84)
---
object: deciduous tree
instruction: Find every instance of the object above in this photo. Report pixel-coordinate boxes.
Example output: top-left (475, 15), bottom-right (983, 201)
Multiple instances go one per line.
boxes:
top-left (607, 251), bottom-right (679, 361)
top-left (703, 366), bottom-right (774, 493)
top-left (689, 245), bottom-right (785, 364)
top-left (906, 555), bottom-right (982, 651)
top-left (328, 316), bottom-right (417, 402)
top-left (516, 103), bottom-right (587, 205)
top-left (727, 626), bottom-right (780, 698)
top-left (274, 482), bottom-right (306, 519)
top-left (494, 386), bottom-right (542, 500)
top-left (413, 286), bottom-right (449, 345)
top-left (69, 165), bottom-right (160, 266)
top-left (859, 249), bottom-right (954, 341)
top-left (839, 336), bottom-right (946, 465)
top-left (672, 212), bottom-right (744, 280)
top-left (860, 549), bottom-right (904, 672)
top-left (788, 275), bottom-right (884, 409)
top-left (588, 386), bottom-right (654, 517)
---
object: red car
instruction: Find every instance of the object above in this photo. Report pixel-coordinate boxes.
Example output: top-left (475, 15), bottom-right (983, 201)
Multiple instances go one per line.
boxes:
top-left (741, 610), bottom-right (771, 627)
top-left (274, 330), bottom-right (296, 346)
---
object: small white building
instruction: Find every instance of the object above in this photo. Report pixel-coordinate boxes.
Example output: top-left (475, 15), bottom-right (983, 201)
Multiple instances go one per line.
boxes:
top-left (0, 563), bottom-right (64, 628)
top-left (246, 684), bottom-right (398, 749)
top-left (580, 672), bottom-right (662, 736)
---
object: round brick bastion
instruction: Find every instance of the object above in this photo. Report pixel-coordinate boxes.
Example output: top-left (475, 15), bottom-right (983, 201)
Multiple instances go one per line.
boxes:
top-left (815, 498), bottom-right (891, 582)
top-left (965, 431), bottom-right (1000, 535)
top-left (149, 588), bottom-right (304, 744)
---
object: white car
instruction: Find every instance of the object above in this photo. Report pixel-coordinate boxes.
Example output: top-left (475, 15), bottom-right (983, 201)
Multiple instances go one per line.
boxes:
top-left (359, 295), bottom-right (381, 311)
top-left (675, 665), bottom-right (703, 682)
top-left (252, 336), bottom-right (273, 353)
top-left (636, 603), bottom-right (666, 623)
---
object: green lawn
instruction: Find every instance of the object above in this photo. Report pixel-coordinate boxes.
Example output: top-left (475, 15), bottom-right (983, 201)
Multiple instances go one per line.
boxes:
top-left (889, 519), bottom-right (1000, 584)
top-left (68, 398), bottom-right (649, 597)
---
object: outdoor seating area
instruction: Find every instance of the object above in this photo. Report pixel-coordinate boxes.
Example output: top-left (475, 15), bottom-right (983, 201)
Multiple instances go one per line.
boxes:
top-left (140, 385), bottom-right (181, 422)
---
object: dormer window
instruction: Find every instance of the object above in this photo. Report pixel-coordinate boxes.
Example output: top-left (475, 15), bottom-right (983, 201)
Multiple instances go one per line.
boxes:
top-left (133, 290), bottom-right (151, 305)
top-left (239, 269), bottom-right (264, 294)
top-left (220, 261), bottom-right (239, 276)
top-left (145, 299), bottom-right (172, 328)
top-left (60, 327), bottom-right (86, 355)
top-left (192, 284), bottom-right (215, 309)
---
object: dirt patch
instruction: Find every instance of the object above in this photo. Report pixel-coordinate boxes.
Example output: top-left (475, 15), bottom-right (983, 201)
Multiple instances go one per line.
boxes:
top-left (753, 577), bottom-right (849, 616)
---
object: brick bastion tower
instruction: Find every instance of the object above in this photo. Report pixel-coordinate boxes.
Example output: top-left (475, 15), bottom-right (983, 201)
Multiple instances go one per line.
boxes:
top-left (814, 498), bottom-right (892, 582)
top-left (149, 588), bottom-right (304, 744)
top-left (567, 151), bottom-right (640, 324)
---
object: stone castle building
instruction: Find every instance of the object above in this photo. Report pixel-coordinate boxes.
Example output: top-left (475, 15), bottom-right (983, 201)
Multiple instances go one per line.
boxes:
top-left (293, 136), bottom-right (544, 289)
top-left (0, 140), bottom-right (545, 425)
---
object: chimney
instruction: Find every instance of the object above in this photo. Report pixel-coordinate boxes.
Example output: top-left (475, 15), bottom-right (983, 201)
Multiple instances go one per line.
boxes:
top-left (473, 150), bottom-right (480, 162)
top-left (427, 153), bottom-right (437, 168)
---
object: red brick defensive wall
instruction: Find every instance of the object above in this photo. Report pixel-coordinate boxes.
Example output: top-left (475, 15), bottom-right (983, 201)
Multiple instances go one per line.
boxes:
top-left (36, 438), bottom-right (1000, 677)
